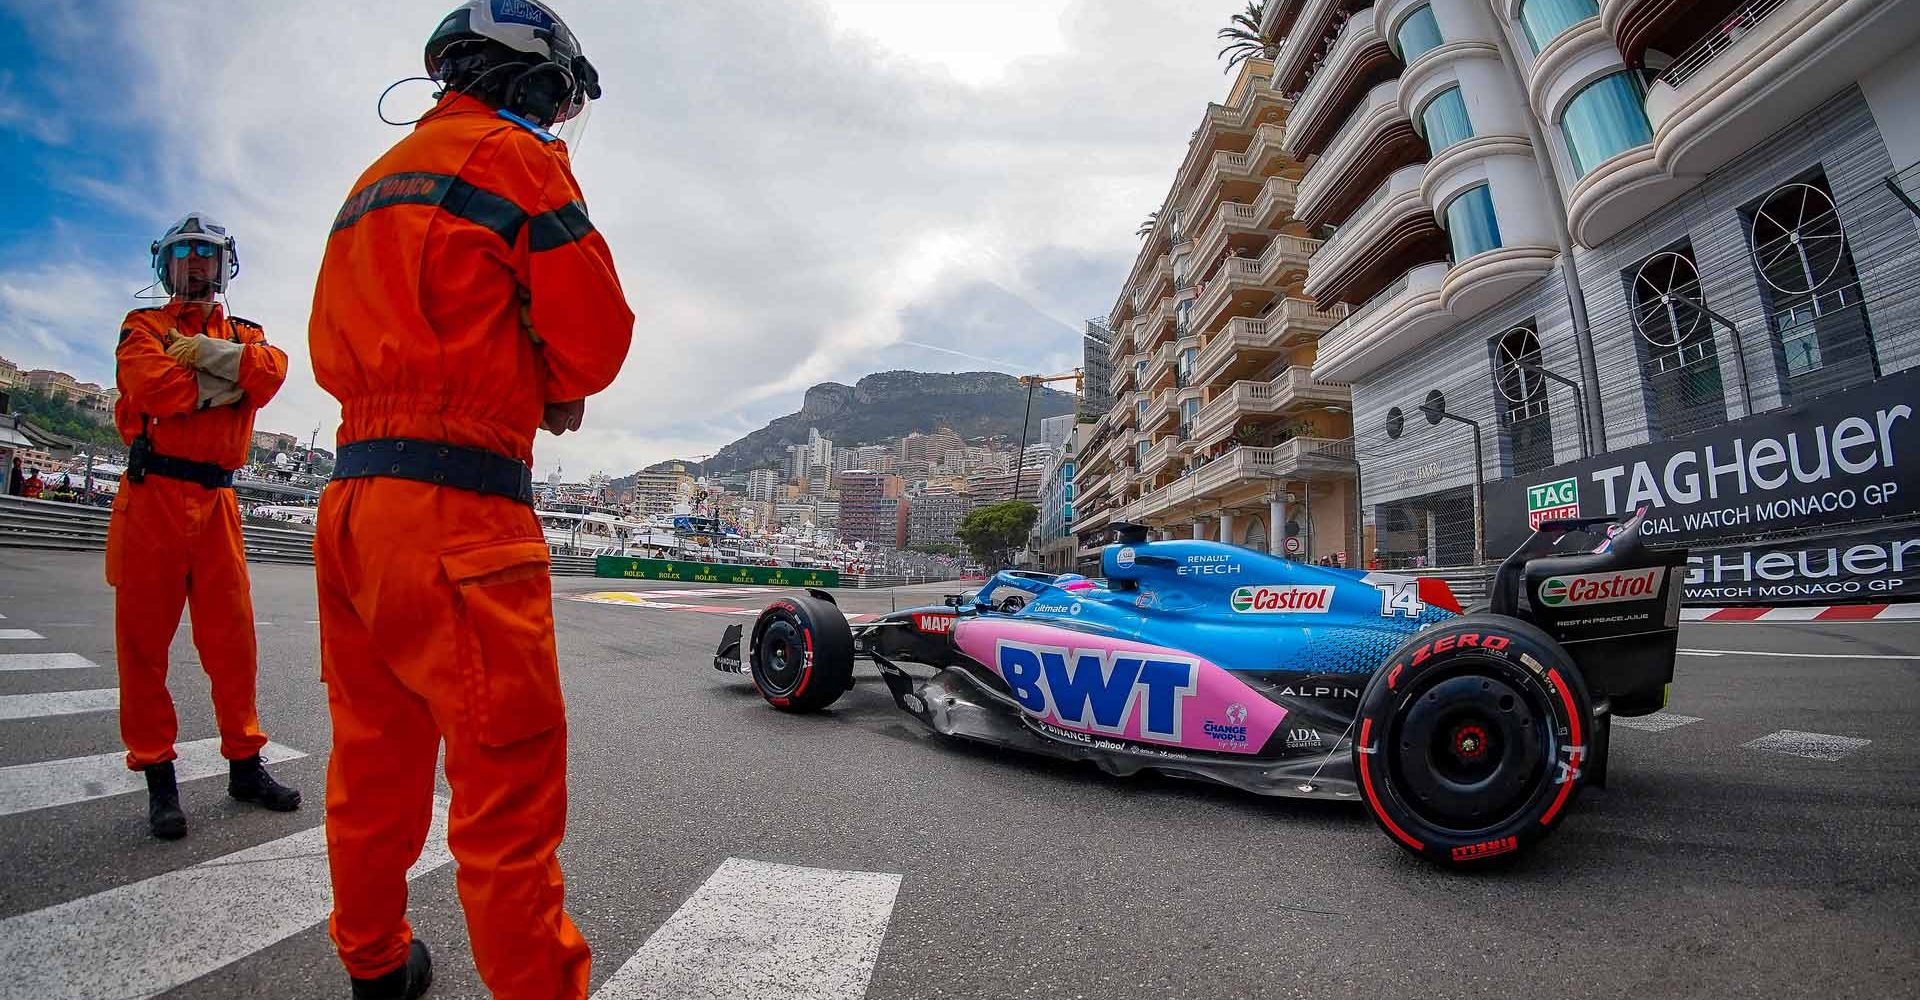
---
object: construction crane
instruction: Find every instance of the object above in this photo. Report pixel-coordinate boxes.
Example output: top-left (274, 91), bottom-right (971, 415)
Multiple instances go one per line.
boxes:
top-left (1013, 369), bottom-right (1084, 507)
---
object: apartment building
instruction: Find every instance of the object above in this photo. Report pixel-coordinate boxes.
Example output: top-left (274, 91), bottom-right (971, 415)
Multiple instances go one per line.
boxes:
top-left (1033, 424), bottom-right (1088, 571)
top-left (1263, 0), bottom-right (1920, 569)
top-left (1073, 58), bottom-right (1358, 564)
top-left (628, 466), bottom-right (697, 518)
top-left (838, 471), bottom-right (905, 546)
top-left (745, 468), bottom-right (781, 502)
top-left (906, 491), bottom-right (974, 549)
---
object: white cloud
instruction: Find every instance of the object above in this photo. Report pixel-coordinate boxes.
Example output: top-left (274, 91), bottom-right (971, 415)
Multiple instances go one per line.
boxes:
top-left (0, 0), bottom-right (1250, 477)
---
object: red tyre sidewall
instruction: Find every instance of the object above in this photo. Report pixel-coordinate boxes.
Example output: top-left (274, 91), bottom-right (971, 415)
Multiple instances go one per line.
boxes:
top-left (1353, 614), bottom-right (1592, 867)
top-left (749, 600), bottom-right (815, 709)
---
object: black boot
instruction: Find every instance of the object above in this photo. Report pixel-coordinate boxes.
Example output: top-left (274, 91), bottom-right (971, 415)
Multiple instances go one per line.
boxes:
top-left (351, 939), bottom-right (433, 1000)
top-left (228, 754), bottom-right (302, 811)
top-left (145, 762), bottom-right (187, 840)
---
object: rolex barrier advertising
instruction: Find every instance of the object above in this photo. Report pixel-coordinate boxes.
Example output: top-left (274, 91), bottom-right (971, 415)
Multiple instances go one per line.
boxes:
top-left (1486, 366), bottom-right (1919, 604)
top-left (595, 556), bottom-right (840, 588)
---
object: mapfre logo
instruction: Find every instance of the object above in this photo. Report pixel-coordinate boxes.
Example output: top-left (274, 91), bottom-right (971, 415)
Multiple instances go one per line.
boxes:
top-left (1230, 585), bottom-right (1335, 614)
top-left (910, 612), bottom-right (956, 633)
top-left (1537, 567), bottom-right (1663, 607)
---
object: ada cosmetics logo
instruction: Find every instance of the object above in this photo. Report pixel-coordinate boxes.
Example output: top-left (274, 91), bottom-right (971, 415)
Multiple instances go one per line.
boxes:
top-left (1537, 567), bottom-right (1663, 607)
top-left (1115, 546), bottom-right (1137, 569)
top-left (1230, 585), bottom-right (1335, 614)
top-left (1527, 477), bottom-right (1580, 528)
top-left (1204, 702), bottom-right (1250, 745)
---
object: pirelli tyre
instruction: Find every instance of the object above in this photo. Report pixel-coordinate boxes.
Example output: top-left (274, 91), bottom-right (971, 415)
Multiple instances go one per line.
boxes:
top-left (1352, 613), bottom-right (1593, 868)
top-left (749, 594), bottom-right (856, 713)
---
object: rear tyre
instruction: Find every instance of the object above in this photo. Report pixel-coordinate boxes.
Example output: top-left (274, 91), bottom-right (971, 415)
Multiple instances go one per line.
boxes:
top-left (1352, 613), bottom-right (1592, 868)
top-left (749, 594), bottom-right (854, 713)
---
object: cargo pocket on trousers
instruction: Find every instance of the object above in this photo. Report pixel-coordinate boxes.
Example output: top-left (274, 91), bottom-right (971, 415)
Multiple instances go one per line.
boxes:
top-left (441, 539), bottom-right (565, 746)
top-left (104, 488), bottom-right (132, 587)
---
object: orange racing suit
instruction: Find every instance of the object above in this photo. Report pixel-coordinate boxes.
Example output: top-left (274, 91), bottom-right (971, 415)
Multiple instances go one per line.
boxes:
top-left (308, 92), bottom-right (632, 998)
top-left (107, 301), bottom-right (287, 771)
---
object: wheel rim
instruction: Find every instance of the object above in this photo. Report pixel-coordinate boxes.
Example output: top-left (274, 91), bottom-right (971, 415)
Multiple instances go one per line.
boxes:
top-left (1388, 666), bottom-right (1551, 832)
top-left (757, 618), bottom-right (806, 695)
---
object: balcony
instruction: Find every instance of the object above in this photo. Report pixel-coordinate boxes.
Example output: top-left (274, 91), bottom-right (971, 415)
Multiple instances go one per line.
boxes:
top-left (1171, 78), bottom-right (1294, 209)
top-left (1183, 124), bottom-right (1294, 224)
top-left (1129, 439), bottom-right (1357, 524)
top-left (1646, 0), bottom-right (1916, 198)
top-left (1283, 6), bottom-right (1398, 159)
top-left (1193, 234), bottom-right (1323, 333)
top-left (1141, 435), bottom-right (1182, 478)
top-left (1135, 297), bottom-right (1178, 353)
top-left (1142, 254), bottom-right (1173, 303)
top-left (1188, 175), bottom-right (1302, 277)
top-left (1189, 299), bottom-right (1349, 387)
top-left (1302, 163), bottom-right (1443, 307)
top-left (1108, 356), bottom-right (1133, 397)
top-left (1273, 0), bottom-right (1357, 93)
top-left (1139, 342), bottom-right (1178, 393)
top-left (1190, 367), bottom-right (1354, 448)
top-left (1296, 80), bottom-right (1422, 230)
top-left (1113, 392), bottom-right (1139, 430)
top-left (1106, 320), bottom-right (1133, 363)
top-left (1144, 387), bottom-right (1179, 433)
top-left (1261, 0), bottom-right (1308, 42)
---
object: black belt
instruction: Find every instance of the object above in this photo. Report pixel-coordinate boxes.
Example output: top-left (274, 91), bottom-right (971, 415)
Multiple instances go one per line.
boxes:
top-left (331, 438), bottom-right (535, 505)
top-left (143, 453), bottom-right (235, 490)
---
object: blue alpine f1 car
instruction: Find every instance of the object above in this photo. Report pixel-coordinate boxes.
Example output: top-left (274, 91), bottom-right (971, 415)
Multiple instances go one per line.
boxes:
top-left (714, 512), bottom-right (1686, 867)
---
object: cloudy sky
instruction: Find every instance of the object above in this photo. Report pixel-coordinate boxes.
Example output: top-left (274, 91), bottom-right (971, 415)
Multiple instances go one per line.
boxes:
top-left (0, 0), bottom-right (1250, 477)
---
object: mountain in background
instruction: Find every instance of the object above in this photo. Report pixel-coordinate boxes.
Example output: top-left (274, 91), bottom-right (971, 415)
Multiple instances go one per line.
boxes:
top-left (624, 371), bottom-right (1077, 481)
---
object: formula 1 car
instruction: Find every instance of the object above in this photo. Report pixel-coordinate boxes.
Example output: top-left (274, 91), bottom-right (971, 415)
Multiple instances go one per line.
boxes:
top-left (713, 512), bottom-right (1686, 867)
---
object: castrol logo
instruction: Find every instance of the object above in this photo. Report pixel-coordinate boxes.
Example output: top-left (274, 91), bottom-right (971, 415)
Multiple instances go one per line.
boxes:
top-left (1537, 567), bottom-right (1663, 607)
top-left (1230, 585), bottom-right (1335, 614)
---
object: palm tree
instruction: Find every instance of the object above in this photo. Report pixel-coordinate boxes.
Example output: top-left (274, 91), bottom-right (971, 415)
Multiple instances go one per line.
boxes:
top-left (1217, 1), bottom-right (1280, 73)
top-left (1136, 210), bottom-right (1160, 239)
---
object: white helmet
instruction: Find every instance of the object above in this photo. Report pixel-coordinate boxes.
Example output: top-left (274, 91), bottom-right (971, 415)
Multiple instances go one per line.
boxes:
top-left (424, 0), bottom-right (600, 127)
top-left (150, 212), bottom-right (238, 296)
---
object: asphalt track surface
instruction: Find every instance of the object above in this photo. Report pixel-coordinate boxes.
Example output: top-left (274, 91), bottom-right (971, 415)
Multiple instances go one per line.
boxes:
top-left (1, 547), bottom-right (1916, 999)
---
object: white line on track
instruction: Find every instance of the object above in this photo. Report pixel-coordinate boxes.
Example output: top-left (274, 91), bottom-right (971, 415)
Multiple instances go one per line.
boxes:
top-left (1612, 712), bottom-right (1702, 733)
top-left (590, 857), bottom-right (901, 1000)
top-left (0, 797), bottom-right (453, 1000)
top-left (1678, 648), bottom-right (1920, 660)
top-left (0, 628), bottom-right (46, 640)
top-left (0, 688), bottom-right (118, 721)
top-left (1741, 729), bottom-right (1872, 761)
top-left (0, 652), bottom-right (100, 672)
top-left (0, 738), bottom-right (307, 817)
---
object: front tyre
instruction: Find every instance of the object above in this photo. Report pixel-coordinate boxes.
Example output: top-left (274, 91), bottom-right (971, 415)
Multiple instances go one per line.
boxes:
top-left (1353, 613), bottom-right (1592, 868)
top-left (749, 594), bottom-right (855, 713)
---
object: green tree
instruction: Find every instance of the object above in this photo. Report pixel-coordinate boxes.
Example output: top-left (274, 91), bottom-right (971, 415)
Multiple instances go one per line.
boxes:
top-left (7, 389), bottom-right (122, 451)
top-left (1135, 209), bottom-right (1160, 239)
top-left (955, 501), bottom-right (1038, 568)
top-left (1217, 1), bottom-right (1280, 73)
top-left (907, 541), bottom-right (962, 558)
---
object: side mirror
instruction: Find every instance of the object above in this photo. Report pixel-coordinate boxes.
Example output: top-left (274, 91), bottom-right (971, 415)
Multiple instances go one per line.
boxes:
top-left (944, 595), bottom-right (963, 608)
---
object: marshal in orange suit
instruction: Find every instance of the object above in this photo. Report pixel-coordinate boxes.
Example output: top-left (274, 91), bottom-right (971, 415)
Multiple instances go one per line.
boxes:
top-left (308, 3), bottom-right (631, 999)
top-left (108, 211), bottom-right (303, 842)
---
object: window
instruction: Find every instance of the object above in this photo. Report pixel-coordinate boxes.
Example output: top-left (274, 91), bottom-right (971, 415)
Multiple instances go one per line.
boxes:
top-left (1627, 243), bottom-right (1727, 436)
top-left (1135, 440), bottom-right (1150, 465)
top-left (1561, 72), bottom-right (1652, 178)
top-left (1419, 88), bottom-right (1473, 153)
top-left (1518, 0), bottom-right (1598, 53)
top-left (1443, 185), bottom-right (1502, 260)
top-left (1744, 172), bottom-right (1880, 399)
top-left (1395, 4), bottom-right (1444, 62)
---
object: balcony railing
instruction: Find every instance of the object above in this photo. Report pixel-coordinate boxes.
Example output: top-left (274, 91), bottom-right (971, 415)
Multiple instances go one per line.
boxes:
top-left (1273, 0), bottom-right (1343, 90)
top-left (1311, 173), bottom-right (1395, 268)
top-left (1191, 367), bottom-right (1353, 443)
top-left (1657, 0), bottom-right (1787, 87)
top-left (1289, 5), bottom-right (1380, 152)
top-left (1321, 267), bottom-right (1413, 344)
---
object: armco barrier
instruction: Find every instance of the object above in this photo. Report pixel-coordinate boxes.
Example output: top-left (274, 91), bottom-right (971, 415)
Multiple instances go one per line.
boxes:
top-left (596, 555), bottom-right (841, 588)
top-left (2, 496), bottom-right (602, 576)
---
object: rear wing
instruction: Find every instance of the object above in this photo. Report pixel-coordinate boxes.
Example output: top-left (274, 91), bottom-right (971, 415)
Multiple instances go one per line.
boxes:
top-left (1489, 509), bottom-right (1689, 717)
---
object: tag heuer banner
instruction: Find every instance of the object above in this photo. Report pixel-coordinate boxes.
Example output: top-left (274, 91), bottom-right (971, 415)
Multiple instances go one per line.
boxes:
top-left (1683, 521), bottom-right (1920, 604)
top-left (1486, 366), bottom-right (1919, 603)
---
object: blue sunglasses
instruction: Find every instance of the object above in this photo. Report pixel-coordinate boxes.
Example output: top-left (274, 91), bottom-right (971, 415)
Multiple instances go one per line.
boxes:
top-left (169, 243), bottom-right (219, 259)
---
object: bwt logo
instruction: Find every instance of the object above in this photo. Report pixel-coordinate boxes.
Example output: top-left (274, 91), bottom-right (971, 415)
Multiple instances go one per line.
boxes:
top-left (996, 640), bottom-right (1198, 740)
top-left (1538, 567), bottom-right (1663, 607)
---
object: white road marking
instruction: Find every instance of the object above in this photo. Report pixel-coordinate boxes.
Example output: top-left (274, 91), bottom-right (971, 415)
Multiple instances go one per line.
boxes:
top-left (0, 689), bottom-right (118, 721)
top-left (1612, 712), bottom-right (1702, 733)
top-left (591, 857), bottom-right (901, 1000)
top-left (0, 628), bottom-right (46, 640)
top-left (1877, 604), bottom-right (1920, 619)
top-left (0, 652), bottom-right (100, 672)
top-left (0, 797), bottom-right (453, 1000)
top-left (0, 739), bottom-right (307, 817)
top-left (1741, 729), bottom-right (1872, 761)
top-left (1678, 648), bottom-right (1920, 660)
